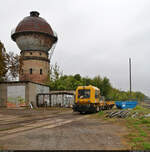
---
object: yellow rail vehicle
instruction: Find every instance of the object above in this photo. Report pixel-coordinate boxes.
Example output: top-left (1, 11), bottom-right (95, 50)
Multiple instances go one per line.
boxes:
top-left (73, 85), bottom-right (114, 113)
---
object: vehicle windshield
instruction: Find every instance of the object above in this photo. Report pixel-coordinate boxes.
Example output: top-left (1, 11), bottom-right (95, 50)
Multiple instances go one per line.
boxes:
top-left (78, 89), bottom-right (90, 99)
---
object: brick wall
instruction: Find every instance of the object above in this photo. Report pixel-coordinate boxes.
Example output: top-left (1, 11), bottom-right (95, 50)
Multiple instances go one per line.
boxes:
top-left (19, 50), bottom-right (50, 84)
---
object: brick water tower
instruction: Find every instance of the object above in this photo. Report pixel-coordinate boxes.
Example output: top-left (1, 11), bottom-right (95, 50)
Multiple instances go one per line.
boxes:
top-left (11, 11), bottom-right (57, 84)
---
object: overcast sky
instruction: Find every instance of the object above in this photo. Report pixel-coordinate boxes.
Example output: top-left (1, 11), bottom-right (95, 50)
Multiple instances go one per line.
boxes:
top-left (1, 0), bottom-right (150, 96)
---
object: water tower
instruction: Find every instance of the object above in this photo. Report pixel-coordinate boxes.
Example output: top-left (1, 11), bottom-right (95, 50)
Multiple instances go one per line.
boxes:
top-left (11, 11), bottom-right (58, 84)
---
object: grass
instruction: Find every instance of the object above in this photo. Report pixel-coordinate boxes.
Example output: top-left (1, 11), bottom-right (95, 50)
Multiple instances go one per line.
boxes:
top-left (140, 118), bottom-right (150, 124)
top-left (133, 124), bottom-right (140, 129)
top-left (132, 137), bottom-right (144, 142)
top-left (128, 133), bottom-right (137, 137)
top-left (146, 124), bottom-right (150, 127)
top-left (98, 111), bottom-right (104, 116)
top-left (125, 105), bottom-right (150, 149)
top-left (142, 142), bottom-right (150, 150)
top-left (95, 105), bottom-right (150, 150)
top-left (139, 130), bottom-right (147, 137)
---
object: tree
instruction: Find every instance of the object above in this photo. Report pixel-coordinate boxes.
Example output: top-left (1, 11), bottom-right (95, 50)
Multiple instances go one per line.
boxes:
top-left (101, 77), bottom-right (112, 98)
top-left (74, 74), bottom-right (81, 81)
top-left (45, 62), bottom-right (147, 100)
top-left (91, 75), bottom-right (103, 89)
top-left (90, 76), bottom-right (112, 99)
top-left (0, 40), bottom-right (24, 81)
top-left (50, 62), bottom-right (63, 81)
top-left (7, 52), bottom-right (23, 80)
top-left (82, 77), bottom-right (92, 86)
top-left (0, 41), bottom-right (8, 81)
top-left (47, 62), bottom-right (63, 90)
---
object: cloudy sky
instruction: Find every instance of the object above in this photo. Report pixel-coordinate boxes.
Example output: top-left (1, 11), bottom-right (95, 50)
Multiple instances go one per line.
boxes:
top-left (1, 0), bottom-right (150, 96)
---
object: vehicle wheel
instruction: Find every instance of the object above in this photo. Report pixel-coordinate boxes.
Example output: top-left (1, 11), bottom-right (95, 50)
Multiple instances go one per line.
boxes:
top-left (80, 111), bottom-right (86, 114)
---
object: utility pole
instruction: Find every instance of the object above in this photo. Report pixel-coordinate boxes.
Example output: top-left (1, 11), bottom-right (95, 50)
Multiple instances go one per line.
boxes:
top-left (129, 58), bottom-right (132, 94)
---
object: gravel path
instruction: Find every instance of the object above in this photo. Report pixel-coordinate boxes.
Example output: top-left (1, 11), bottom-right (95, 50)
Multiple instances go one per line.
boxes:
top-left (0, 109), bottom-right (128, 150)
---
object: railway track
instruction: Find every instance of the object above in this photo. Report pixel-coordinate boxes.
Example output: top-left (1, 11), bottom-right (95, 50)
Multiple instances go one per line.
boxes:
top-left (0, 111), bottom-right (89, 140)
top-left (0, 111), bottom-right (72, 126)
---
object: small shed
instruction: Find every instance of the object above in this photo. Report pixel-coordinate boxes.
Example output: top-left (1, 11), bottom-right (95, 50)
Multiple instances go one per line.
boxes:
top-left (0, 81), bottom-right (49, 108)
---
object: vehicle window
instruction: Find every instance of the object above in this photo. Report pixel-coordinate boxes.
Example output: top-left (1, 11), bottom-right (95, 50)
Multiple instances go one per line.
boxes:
top-left (78, 89), bottom-right (90, 99)
top-left (95, 90), bottom-right (99, 98)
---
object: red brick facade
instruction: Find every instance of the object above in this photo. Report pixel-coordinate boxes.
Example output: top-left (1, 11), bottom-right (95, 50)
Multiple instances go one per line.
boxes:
top-left (19, 50), bottom-right (50, 84)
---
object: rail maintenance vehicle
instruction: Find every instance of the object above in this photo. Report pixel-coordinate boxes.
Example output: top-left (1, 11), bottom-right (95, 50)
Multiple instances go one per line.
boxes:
top-left (73, 85), bottom-right (115, 114)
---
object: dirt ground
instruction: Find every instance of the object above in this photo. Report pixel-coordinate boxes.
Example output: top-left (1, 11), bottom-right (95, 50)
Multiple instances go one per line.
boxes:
top-left (0, 108), bottom-right (129, 150)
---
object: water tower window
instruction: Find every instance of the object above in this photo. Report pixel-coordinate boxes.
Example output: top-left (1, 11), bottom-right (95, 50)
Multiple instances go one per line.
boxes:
top-left (30, 68), bottom-right (32, 74)
top-left (40, 69), bottom-right (42, 75)
top-left (30, 52), bottom-right (32, 55)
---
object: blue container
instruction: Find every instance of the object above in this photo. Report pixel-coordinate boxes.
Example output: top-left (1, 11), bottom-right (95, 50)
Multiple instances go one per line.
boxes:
top-left (115, 101), bottom-right (138, 109)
